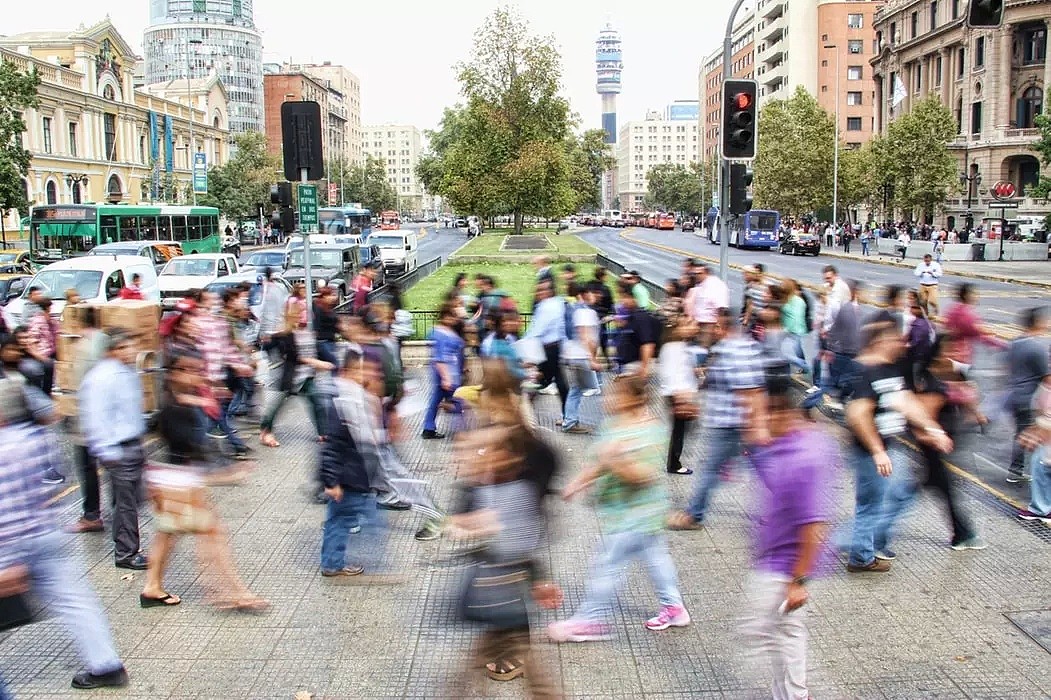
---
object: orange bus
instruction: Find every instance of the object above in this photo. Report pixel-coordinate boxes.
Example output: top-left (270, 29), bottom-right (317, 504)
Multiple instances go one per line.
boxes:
top-left (645, 212), bottom-right (658, 228)
top-left (657, 213), bottom-right (676, 230)
top-left (378, 210), bottom-right (400, 230)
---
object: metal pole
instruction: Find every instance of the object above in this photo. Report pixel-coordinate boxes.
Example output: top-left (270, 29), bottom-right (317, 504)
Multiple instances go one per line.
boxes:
top-left (186, 39), bottom-right (197, 206)
top-left (719, 0), bottom-right (748, 282)
top-left (301, 167), bottom-right (313, 331)
top-left (339, 157), bottom-right (345, 206)
top-left (830, 46), bottom-right (840, 232)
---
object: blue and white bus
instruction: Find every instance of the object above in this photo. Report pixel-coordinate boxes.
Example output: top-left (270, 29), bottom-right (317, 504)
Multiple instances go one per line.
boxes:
top-left (729, 210), bottom-right (780, 249)
top-left (318, 205), bottom-right (372, 243)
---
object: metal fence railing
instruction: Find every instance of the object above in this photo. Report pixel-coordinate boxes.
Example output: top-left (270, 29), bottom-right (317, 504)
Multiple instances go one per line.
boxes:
top-left (335, 255), bottom-right (443, 313)
top-left (595, 253), bottom-right (668, 304)
top-left (404, 311), bottom-right (535, 341)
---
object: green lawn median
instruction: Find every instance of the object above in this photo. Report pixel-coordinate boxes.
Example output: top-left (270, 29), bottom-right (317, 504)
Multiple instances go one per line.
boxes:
top-left (450, 230), bottom-right (598, 259)
top-left (403, 261), bottom-right (597, 312)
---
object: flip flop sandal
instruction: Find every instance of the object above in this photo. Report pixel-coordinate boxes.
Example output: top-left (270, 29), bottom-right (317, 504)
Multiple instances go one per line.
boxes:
top-left (486, 657), bottom-right (526, 682)
top-left (139, 593), bottom-right (181, 608)
top-left (666, 512), bottom-right (703, 531)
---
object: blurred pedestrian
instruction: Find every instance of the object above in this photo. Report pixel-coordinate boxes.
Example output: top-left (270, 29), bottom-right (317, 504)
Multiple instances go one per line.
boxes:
top-left (660, 316), bottom-right (699, 475)
top-left (25, 296), bottom-right (58, 395)
top-left (549, 369), bottom-right (691, 642)
top-left (741, 362), bottom-right (835, 700)
top-left (1018, 373), bottom-right (1051, 524)
top-left (79, 328), bottom-right (149, 570)
top-left (560, 283), bottom-right (600, 434)
top-left (422, 302), bottom-right (465, 440)
top-left (1005, 307), bottom-right (1049, 483)
top-left (118, 273), bottom-right (145, 300)
top-left (66, 307), bottom-right (110, 533)
top-left (525, 279), bottom-right (569, 416)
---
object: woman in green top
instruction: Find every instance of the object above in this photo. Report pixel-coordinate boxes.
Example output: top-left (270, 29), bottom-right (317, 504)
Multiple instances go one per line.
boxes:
top-left (780, 279), bottom-right (811, 377)
top-left (547, 370), bottom-right (691, 643)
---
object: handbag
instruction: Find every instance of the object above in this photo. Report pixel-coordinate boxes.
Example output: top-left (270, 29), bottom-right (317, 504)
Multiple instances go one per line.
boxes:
top-left (0, 567), bottom-right (34, 632)
top-left (146, 464), bottom-right (216, 534)
top-left (459, 560), bottom-right (531, 629)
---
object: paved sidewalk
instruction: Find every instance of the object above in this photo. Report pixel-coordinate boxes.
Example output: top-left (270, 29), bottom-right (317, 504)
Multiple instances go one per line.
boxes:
top-left (2, 372), bottom-right (1051, 699)
top-left (821, 246), bottom-right (1051, 288)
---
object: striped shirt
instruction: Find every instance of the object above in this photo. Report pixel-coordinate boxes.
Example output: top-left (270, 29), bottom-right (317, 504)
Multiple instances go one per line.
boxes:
top-left (702, 334), bottom-right (767, 429)
top-left (194, 311), bottom-right (242, 385)
top-left (0, 421), bottom-right (55, 569)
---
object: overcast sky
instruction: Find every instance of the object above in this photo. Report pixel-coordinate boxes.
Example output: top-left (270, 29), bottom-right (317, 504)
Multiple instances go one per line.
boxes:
top-left (4, 0), bottom-right (743, 134)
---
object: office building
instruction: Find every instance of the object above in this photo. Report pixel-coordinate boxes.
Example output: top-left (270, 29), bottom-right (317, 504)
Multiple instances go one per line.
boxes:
top-left (616, 108), bottom-right (699, 212)
top-left (143, 0), bottom-right (264, 134)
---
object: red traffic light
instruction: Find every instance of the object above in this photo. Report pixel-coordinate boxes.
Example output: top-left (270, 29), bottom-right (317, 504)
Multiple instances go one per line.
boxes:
top-left (733, 92), bottom-right (753, 110)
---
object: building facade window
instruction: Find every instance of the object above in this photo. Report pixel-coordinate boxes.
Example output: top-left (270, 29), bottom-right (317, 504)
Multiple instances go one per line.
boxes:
top-left (46, 180), bottom-right (57, 204)
top-left (911, 12), bottom-right (919, 39)
top-left (847, 91), bottom-right (863, 105)
top-left (951, 0), bottom-right (960, 18)
top-left (68, 122), bottom-right (78, 158)
top-left (847, 13), bottom-right (863, 29)
top-left (958, 47), bottom-right (966, 77)
top-left (891, 22), bottom-right (898, 45)
top-left (1018, 86), bottom-right (1043, 128)
top-left (848, 39), bottom-right (864, 54)
top-left (935, 55), bottom-right (943, 85)
top-left (846, 117), bottom-right (863, 131)
top-left (1018, 25), bottom-right (1047, 65)
top-left (974, 36), bottom-right (985, 67)
top-left (915, 64), bottom-right (922, 89)
top-left (42, 117), bottom-right (53, 154)
top-left (103, 114), bottom-right (117, 161)
top-left (930, 1), bottom-right (938, 30)
top-left (847, 66), bottom-right (863, 80)
top-left (970, 101), bottom-right (982, 134)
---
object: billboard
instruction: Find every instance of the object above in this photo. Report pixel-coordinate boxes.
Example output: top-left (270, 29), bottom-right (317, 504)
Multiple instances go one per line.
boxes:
top-left (668, 102), bottom-right (700, 121)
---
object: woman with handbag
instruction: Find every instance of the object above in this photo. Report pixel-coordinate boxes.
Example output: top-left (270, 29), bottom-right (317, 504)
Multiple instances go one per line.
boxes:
top-left (141, 352), bottom-right (268, 611)
top-left (449, 422), bottom-right (563, 697)
top-left (659, 316), bottom-right (699, 475)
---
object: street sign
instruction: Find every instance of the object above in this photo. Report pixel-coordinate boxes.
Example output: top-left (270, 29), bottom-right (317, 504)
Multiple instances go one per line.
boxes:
top-left (992, 181), bottom-right (1016, 200)
top-left (192, 152), bottom-right (207, 194)
top-left (328, 182), bottom-right (338, 203)
top-left (989, 200), bottom-right (1020, 209)
top-left (298, 183), bottom-right (319, 233)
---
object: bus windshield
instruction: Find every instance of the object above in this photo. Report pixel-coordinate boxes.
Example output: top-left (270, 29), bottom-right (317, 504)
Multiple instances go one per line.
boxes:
top-left (31, 223), bottom-right (97, 260)
top-left (29, 269), bottom-right (103, 300)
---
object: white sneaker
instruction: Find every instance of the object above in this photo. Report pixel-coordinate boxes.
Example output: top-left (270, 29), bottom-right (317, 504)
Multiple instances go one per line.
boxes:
top-left (539, 384), bottom-right (559, 395)
top-left (583, 388), bottom-right (601, 397)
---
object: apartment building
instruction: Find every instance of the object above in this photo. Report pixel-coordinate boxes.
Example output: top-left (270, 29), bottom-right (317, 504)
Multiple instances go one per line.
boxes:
top-left (871, 0), bottom-right (1050, 226)
top-left (617, 109), bottom-right (699, 212)
top-left (361, 124), bottom-right (427, 215)
top-left (698, 11), bottom-right (756, 164)
top-left (296, 63), bottom-right (363, 165)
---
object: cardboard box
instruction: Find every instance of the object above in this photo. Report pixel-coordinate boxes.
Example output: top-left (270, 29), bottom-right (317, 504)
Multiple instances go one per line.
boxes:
top-left (55, 361), bottom-right (74, 392)
top-left (99, 300), bottom-right (161, 333)
top-left (55, 393), bottom-right (78, 418)
top-left (56, 333), bottom-right (81, 362)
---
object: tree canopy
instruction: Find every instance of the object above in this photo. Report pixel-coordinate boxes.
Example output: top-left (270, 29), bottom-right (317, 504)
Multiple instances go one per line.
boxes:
top-left (198, 131), bottom-right (280, 220)
top-left (1030, 113), bottom-right (1051, 200)
top-left (415, 6), bottom-right (593, 232)
top-left (0, 59), bottom-right (41, 226)
top-left (645, 161), bottom-right (712, 214)
top-left (325, 155), bottom-right (398, 212)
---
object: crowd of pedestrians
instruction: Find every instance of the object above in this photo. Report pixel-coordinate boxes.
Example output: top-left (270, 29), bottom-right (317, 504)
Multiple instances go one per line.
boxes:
top-left (0, 244), bottom-right (1047, 698)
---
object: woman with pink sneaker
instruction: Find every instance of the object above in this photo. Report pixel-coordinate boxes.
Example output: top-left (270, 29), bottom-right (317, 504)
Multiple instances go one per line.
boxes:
top-left (548, 369), bottom-right (690, 643)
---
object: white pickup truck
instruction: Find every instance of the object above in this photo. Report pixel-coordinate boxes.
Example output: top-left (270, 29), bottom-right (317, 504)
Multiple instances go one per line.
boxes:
top-left (158, 253), bottom-right (240, 308)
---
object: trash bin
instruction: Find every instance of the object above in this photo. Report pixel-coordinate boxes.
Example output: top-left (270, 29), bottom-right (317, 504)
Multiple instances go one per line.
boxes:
top-left (971, 242), bottom-right (986, 261)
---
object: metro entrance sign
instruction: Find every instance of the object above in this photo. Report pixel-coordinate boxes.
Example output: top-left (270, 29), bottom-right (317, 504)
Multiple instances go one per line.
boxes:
top-left (992, 180), bottom-right (1016, 200)
top-left (298, 184), bottom-right (318, 233)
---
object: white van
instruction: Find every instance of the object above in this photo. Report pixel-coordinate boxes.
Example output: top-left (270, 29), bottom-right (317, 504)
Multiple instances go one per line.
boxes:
top-left (284, 233), bottom-right (336, 253)
top-left (2, 255), bottom-right (160, 328)
top-left (369, 229), bottom-right (419, 275)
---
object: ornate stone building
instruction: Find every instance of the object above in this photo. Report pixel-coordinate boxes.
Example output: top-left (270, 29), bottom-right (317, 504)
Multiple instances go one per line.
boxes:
top-left (871, 0), bottom-right (1050, 228)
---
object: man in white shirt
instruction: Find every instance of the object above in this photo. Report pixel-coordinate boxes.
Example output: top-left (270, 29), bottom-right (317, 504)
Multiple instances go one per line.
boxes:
top-left (561, 283), bottom-right (601, 434)
top-left (914, 253), bottom-right (943, 318)
top-left (821, 265), bottom-right (852, 335)
top-left (685, 263), bottom-right (729, 345)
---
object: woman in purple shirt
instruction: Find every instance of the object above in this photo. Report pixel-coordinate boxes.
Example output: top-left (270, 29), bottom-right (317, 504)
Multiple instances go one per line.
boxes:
top-left (422, 302), bottom-right (465, 440)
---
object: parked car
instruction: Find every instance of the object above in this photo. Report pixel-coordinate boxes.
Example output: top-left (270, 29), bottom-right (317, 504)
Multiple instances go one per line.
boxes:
top-left (779, 233), bottom-right (822, 256)
top-left (281, 244), bottom-right (360, 303)
top-left (158, 253), bottom-right (240, 308)
top-left (240, 248), bottom-right (287, 273)
top-left (3, 255), bottom-right (160, 329)
top-left (454, 217), bottom-right (467, 228)
top-left (0, 273), bottom-right (32, 306)
top-left (89, 241), bottom-right (183, 273)
top-left (681, 219), bottom-right (696, 233)
top-left (0, 249), bottom-right (33, 274)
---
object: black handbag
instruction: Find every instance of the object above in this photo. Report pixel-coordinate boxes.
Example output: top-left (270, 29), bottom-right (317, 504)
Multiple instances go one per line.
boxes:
top-left (0, 593), bottom-right (34, 632)
top-left (459, 560), bottom-right (531, 629)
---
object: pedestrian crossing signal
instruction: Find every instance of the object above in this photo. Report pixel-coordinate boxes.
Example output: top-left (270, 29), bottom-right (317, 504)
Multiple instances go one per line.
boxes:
top-left (966, 0), bottom-right (1003, 27)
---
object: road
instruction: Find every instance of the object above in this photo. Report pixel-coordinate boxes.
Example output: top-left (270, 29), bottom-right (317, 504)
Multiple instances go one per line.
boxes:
top-left (580, 225), bottom-right (1040, 515)
top-left (399, 222), bottom-right (468, 262)
top-left (585, 226), bottom-right (1051, 338)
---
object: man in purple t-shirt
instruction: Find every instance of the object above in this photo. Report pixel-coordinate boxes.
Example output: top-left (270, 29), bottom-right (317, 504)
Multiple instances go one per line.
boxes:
top-left (741, 364), bottom-right (836, 700)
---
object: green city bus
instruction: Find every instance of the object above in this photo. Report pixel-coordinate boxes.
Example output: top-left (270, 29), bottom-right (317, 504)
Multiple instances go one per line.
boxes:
top-left (28, 204), bottom-right (222, 264)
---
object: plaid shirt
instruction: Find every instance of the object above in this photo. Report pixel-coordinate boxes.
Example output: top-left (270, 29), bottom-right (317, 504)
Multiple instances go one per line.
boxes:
top-left (194, 311), bottom-right (243, 385)
top-left (0, 422), bottom-right (55, 570)
top-left (701, 333), bottom-right (766, 429)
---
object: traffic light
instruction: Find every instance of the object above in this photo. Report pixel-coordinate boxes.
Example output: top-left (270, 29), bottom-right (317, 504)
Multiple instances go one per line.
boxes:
top-left (271, 207), bottom-right (295, 233)
top-left (966, 0), bottom-right (1003, 27)
top-left (722, 79), bottom-right (758, 160)
top-left (270, 182), bottom-right (292, 206)
top-left (729, 163), bottom-right (754, 216)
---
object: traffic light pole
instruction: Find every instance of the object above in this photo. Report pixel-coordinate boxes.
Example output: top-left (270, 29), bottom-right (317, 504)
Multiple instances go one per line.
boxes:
top-left (719, 0), bottom-right (749, 284)
top-left (301, 167), bottom-right (314, 332)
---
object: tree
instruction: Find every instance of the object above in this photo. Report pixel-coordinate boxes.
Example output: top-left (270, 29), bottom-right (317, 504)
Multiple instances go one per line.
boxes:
top-left (0, 59), bottom-right (40, 243)
top-left (565, 129), bottom-right (615, 211)
top-left (421, 6), bottom-right (575, 233)
top-left (876, 97), bottom-right (958, 220)
top-left (1030, 113), bottom-right (1051, 200)
top-left (322, 155), bottom-right (399, 212)
top-left (753, 86), bottom-right (835, 217)
top-left (644, 161), bottom-right (711, 214)
top-left (837, 143), bottom-right (878, 220)
top-left (198, 131), bottom-right (279, 220)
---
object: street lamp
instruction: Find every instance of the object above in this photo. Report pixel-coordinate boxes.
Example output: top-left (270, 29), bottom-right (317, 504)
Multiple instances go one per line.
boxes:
top-left (185, 38), bottom-right (203, 206)
top-left (824, 44), bottom-right (841, 232)
top-left (65, 173), bottom-right (88, 204)
top-left (960, 161), bottom-right (981, 238)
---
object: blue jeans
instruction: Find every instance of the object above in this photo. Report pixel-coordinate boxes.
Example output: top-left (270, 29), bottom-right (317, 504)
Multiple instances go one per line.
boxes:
top-left (688, 427), bottom-right (746, 522)
top-left (562, 363), bottom-right (597, 429)
top-left (573, 530), bottom-right (683, 623)
top-left (320, 491), bottom-right (386, 572)
top-left (317, 339), bottom-right (340, 368)
top-left (829, 353), bottom-right (859, 400)
top-left (781, 335), bottom-right (809, 376)
top-left (423, 379), bottom-right (460, 432)
top-left (213, 399), bottom-right (247, 450)
top-left (1030, 447), bottom-right (1051, 516)
top-left (24, 530), bottom-right (123, 675)
top-left (861, 240), bottom-right (869, 256)
top-left (848, 444), bottom-right (915, 565)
